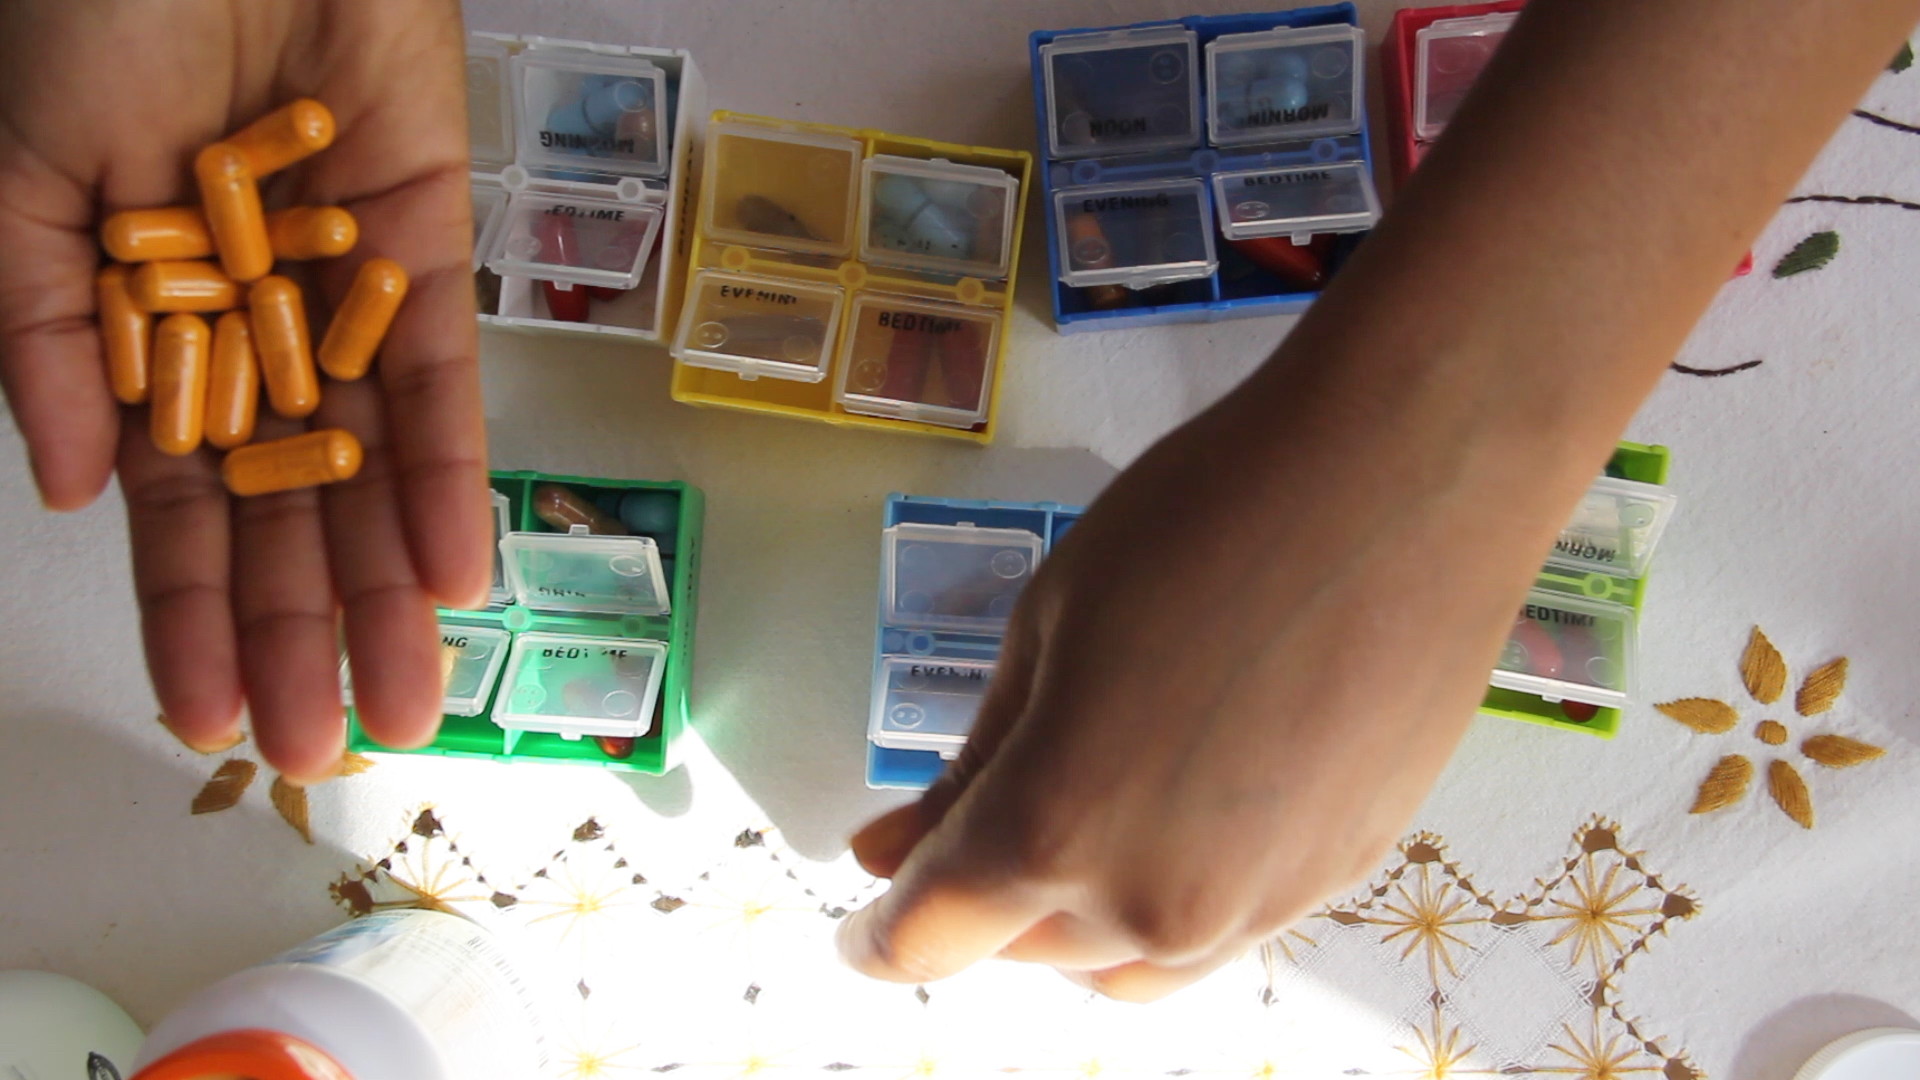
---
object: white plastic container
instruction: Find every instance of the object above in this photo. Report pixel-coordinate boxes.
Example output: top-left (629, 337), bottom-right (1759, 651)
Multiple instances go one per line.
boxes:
top-left (132, 910), bottom-right (549, 1080)
top-left (0, 970), bottom-right (144, 1080)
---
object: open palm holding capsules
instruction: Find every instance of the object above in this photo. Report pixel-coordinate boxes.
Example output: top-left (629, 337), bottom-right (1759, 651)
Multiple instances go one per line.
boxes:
top-left (94, 98), bottom-right (410, 496)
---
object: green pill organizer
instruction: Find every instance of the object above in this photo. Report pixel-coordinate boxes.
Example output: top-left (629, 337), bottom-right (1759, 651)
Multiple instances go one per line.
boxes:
top-left (344, 469), bottom-right (703, 775)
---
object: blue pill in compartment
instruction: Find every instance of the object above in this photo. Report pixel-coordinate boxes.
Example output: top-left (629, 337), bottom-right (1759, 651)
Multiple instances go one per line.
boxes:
top-left (869, 175), bottom-right (975, 261)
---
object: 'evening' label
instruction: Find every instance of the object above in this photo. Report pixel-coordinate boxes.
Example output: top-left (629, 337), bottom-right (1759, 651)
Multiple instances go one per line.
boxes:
top-left (909, 665), bottom-right (987, 681)
top-left (1081, 193), bottom-right (1171, 213)
top-left (719, 285), bottom-right (798, 305)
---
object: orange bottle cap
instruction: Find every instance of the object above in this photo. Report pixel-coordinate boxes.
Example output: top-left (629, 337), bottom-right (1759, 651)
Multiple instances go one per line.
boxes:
top-left (132, 1029), bottom-right (353, 1080)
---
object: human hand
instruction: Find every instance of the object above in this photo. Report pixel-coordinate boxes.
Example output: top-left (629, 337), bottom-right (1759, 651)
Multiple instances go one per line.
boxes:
top-left (0, 0), bottom-right (489, 781)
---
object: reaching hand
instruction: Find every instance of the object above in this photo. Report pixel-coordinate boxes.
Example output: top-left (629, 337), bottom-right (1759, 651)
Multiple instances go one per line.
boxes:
top-left (0, 0), bottom-right (489, 782)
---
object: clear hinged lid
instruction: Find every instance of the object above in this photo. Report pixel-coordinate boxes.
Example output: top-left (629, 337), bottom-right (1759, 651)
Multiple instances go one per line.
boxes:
top-left (1415, 13), bottom-right (1517, 140)
top-left (1211, 160), bottom-right (1380, 242)
top-left (1054, 177), bottom-right (1217, 289)
top-left (342, 621), bottom-right (512, 718)
top-left (884, 522), bottom-right (1043, 633)
top-left (835, 295), bottom-right (999, 429)
top-left (701, 120), bottom-right (862, 257)
top-left (870, 656), bottom-right (993, 757)
top-left (859, 156), bottom-right (1020, 280)
top-left (471, 183), bottom-right (510, 273)
top-left (1549, 476), bottom-right (1678, 580)
top-left (1042, 26), bottom-right (1202, 160)
top-left (501, 529), bottom-right (671, 616)
top-left (492, 632), bottom-right (668, 738)
top-left (467, 36), bottom-right (517, 169)
top-left (485, 193), bottom-right (664, 291)
top-left (1207, 24), bottom-right (1365, 145)
top-left (672, 270), bottom-right (844, 383)
top-left (488, 490), bottom-right (513, 607)
top-left (512, 50), bottom-right (670, 177)
top-left (1491, 592), bottom-right (1637, 709)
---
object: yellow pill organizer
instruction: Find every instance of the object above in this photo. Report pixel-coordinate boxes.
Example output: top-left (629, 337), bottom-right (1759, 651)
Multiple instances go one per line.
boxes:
top-left (466, 33), bottom-right (705, 344)
top-left (669, 112), bottom-right (1033, 442)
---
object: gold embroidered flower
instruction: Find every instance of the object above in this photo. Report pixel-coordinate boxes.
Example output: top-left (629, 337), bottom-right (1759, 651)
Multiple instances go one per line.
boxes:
top-left (1658, 627), bottom-right (1884, 828)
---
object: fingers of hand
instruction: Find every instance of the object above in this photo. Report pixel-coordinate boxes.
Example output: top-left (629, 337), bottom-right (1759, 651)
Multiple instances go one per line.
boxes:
top-left (850, 803), bottom-right (932, 879)
top-left (998, 911), bottom-right (1144, 972)
top-left (1073, 936), bottom-right (1257, 1004)
top-left (836, 870), bottom-right (1052, 985)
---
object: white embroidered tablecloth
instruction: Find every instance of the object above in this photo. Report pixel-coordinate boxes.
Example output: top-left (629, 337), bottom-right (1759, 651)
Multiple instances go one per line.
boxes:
top-left (2, 3), bottom-right (1916, 1079)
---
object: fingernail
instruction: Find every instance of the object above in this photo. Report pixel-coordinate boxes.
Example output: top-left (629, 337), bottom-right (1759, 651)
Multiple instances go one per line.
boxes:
top-left (850, 804), bottom-right (920, 857)
top-left (161, 713), bottom-right (247, 754)
top-left (279, 755), bottom-right (346, 789)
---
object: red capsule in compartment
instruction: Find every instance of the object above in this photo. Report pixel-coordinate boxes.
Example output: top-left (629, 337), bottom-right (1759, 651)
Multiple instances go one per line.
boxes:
top-left (585, 286), bottom-right (626, 301)
top-left (935, 320), bottom-right (987, 412)
top-left (1226, 234), bottom-right (1333, 291)
top-left (542, 280), bottom-right (591, 321)
top-left (596, 735), bottom-right (637, 759)
top-left (1560, 700), bottom-right (1600, 723)
top-left (1506, 614), bottom-right (1564, 679)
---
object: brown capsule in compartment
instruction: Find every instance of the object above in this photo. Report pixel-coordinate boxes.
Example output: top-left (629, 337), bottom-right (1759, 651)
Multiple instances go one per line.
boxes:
top-left (205, 311), bottom-right (260, 450)
top-left (128, 260), bottom-right (241, 313)
top-left (96, 265), bottom-right (152, 404)
top-left (150, 313), bottom-right (211, 456)
top-left (266, 206), bottom-right (359, 260)
top-left (248, 275), bottom-right (319, 418)
top-left (317, 258), bottom-right (408, 381)
top-left (101, 207), bottom-right (215, 263)
top-left (532, 483), bottom-right (628, 535)
top-left (194, 143), bottom-right (273, 283)
top-left (226, 98), bottom-right (336, 177)
top-left (222, 429), bottom-right (362, 497)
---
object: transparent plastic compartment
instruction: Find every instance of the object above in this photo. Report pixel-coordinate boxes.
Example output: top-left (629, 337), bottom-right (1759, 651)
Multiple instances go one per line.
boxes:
top-left (1211, 160), bottom-right (1380, 242)
top-left (1549, 476), bottom-right (1678, 580)
top-left (467, 37), bottom-right (517, 169)
top-left (1207, 24), bottom-right (1365, 145)
top-left (859, 156), bottom-right (1020, 280)
top-left (672, 270), bottom-right (844, 382)
top-left (883, 522), bottom-right (1043, 633)
top-left (834, 294), bottom-right (999, 429)
top-left (512, 50), bottom-right (670, 177)
top-left (500, 530), bottom-right (671, 616)
top-left (1490, 592), bottom-right (1636, 709)
top-left (471, 183), bottom-right (510, 273)
top-left (492, 632), bottom-right (668, 738)
top-left (341, 622), bottom-right (511, 718)
top-left (485, 192), bottom-right (664, 291)
top-left (488, 490), bottom-right (513, 607)
top-left (870, 656), bottom-right (993, 756)
top-left (1042, 26), bottom-right (1202, 159)
top-left (1415, 13), bottom-right (1517, 140)
top-left (1053, 177), bottom-right (1216, 289)
top-left (701, 120), bottom-right (862, 257)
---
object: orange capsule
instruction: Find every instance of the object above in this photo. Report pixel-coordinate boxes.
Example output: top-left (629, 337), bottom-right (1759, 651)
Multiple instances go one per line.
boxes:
top-left (194, 143), bottom-right (273, 283)
top-left (206, 311), bottom-right (260, 450)
top-left (150, 313), bottom-right (211, 456)
top-left (222, 428), bottom-right (362, 497)
top-left (128, 260), bottom-right (241, 313)
top-left (226, 99), bottom-right (336, 177)
top-left (96, 265), bottom-right (152, 404)
top-left (318, 258), bottom-right (408, 381)
top-left (266, 206), bottom-right (358, 260)
top-left (101, 206), bottom-right (214, 262)
top-left (248, 275), bottom-right (319, 418)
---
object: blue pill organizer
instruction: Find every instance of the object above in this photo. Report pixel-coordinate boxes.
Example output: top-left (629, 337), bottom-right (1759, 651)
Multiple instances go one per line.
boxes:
top-left (1030, 4), bottom-right (1383, 332)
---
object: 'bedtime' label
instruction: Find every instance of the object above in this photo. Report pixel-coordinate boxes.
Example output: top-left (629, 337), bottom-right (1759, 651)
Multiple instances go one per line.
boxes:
top-left (1524, 605), bottom-right (1596, 628)
top-left (877, 311), bottom-right (965, 334)
top-left (1239, 171), bottom-right (1330, 188)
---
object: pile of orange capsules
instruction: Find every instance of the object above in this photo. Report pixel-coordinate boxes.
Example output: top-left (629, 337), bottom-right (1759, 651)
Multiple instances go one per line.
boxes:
top-left (95, 99), bottom-right (409, 497)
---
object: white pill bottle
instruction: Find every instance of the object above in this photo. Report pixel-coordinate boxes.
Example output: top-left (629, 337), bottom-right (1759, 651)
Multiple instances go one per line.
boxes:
top-left (131, 909), bottom-right (550, 1080)
top-left (0, 970), bottom-right (145, 1080)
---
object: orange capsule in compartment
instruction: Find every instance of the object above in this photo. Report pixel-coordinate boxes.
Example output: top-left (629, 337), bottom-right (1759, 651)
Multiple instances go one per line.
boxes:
top-left (150, 313), bottom-right (210, 456)
top-left (266, 206), bottom-right (358, 260)
top-left (222, 429), bottom-right (362, 497)
top-left (128, 260), bottom-right (241, 313)
top-left (194, 143), bottom-right (273, 283)
top-left (317, 258), bottom-right (408, 381)
top-left (248, 275), bottom-right (320, 418)
top-left (101, 207), bottom-right (214, 262)
top-left (96, 265), bottom-right (151, 404)
top-left (206, 311), bottom-right (260, 450)
top-left (226, 98), bottom-right (336, 177)
top-left (532, 483), bottom-right (628, 535)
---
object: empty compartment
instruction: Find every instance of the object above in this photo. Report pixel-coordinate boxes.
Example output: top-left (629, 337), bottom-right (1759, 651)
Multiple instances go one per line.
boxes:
top-left (467, 37), bottom-right (518, 169)
top-left (1042, 26), bottom-right (1202, 159)
top-left (834, 294), bottom-right (999, 429)
top-left (1415, 13), bottom-right (1516, 139)
top-left (859, 155), bottom-right (1020, 280)
top-left (1549, 476), bottom-right (1678, 580)
top-left (1054, 177), bottom-right (1217, 289)
top-left (342, 621), bottom-right (511, 718)
top-left (1211, 160), bottom-right (1380, 242)
top-left (884, 521), bottom-right (1043, 633)
top-left (488, 489), bottom-right (513, 607)
top-left (1208, 23), bottom-right (1365, 145)
top-left (492, 632), bottom-right (668, 739)
top-left (870, 656), bottom-right (994, 756)
top-left (1490, 592), bottom-right (1636, 709)
top-left (701, 119), bottom-right (862, 257)
top-left (672, 270), bottom-right (844, 382)
top-left (512, 50), bottom-right (670, 177)
top-left (500, 531), bottom-right (671, 616)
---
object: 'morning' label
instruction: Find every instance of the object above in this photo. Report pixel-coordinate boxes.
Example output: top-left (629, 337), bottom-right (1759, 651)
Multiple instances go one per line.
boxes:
top-left (1239, 170), bottom-right (1330, 188)
top-left (1081, 193), bottom-right (1171, 213)
top-left (877, 311), bottom-right (965, 334)
top-left (1554, 534), bottom-right (1620, 563)
top-left (1239, 102), bottom-right (1333, 129)
top-left (540, 130), bottom-right (638, 154)
top-left (1524, 605), bottom-right (1596, 628)
top-left (719, 285), bottom-right (798, 305)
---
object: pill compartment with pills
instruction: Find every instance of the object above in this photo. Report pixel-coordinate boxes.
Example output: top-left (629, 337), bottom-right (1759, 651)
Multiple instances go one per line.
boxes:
top-left (867, 495), bottom-right (1084, 789)
top-left (346, 468), bottom-right (703, 775)
top-left (1030, 4), bottom-right (1383, 333)
top-left (1380, 2), bottom-right (1525, 186)
top-left (465, 33), bottom-right (704, 343)
top-left (669, 112), bottom-right (1031, 443)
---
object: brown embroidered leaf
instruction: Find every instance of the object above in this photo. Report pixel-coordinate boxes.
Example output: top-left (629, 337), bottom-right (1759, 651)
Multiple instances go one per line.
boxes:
top-left (338, 752), bottom-right (377, 777)
top-left (1688, 755), bottom-right (1753, 814)
top-left (1794, 657), bottom-right (1848, 717)
top-left (1802, 734), bottom-right (1884, 768)
top-left (1656, 698), bottom-right (1740, 734)
top-left (1741, 627), bottom-right (1788, 705)
top-left (1755, 720), bottom-right (1789, 746)
top-left (271, 777), bottom-right (314, 844)
top-left (1768, 760), bottom-right (1814, 829)
top-left (191, 759), bottom-right (258, 814)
